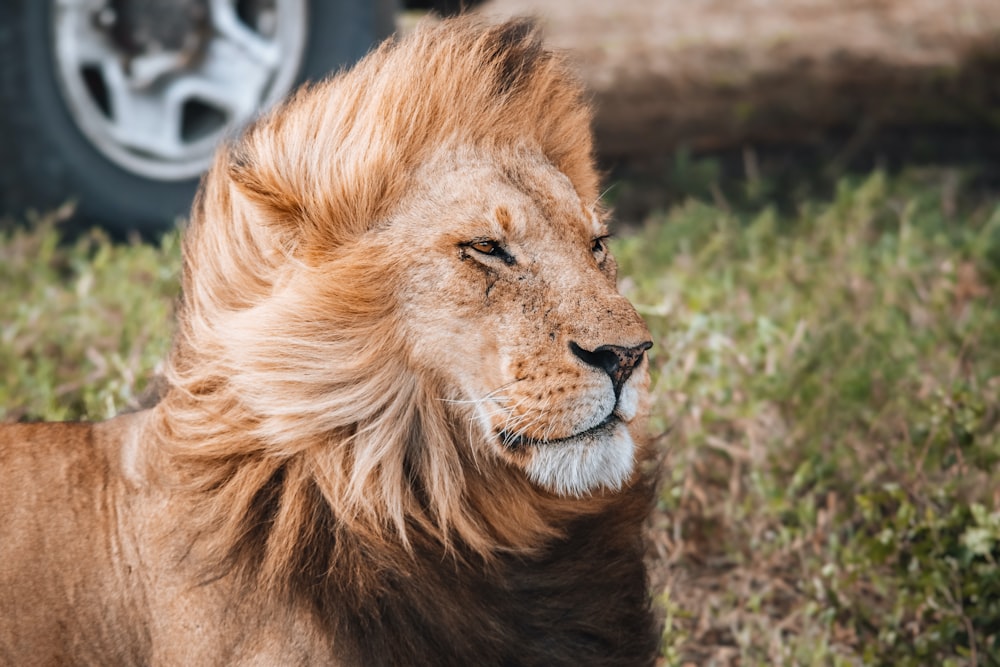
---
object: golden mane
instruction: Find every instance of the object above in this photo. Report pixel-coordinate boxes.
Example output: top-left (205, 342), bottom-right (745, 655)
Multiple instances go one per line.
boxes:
top-left (0, 16), bottom-right (658, 664)
top-left (148, 17), bottom-right (633, 596)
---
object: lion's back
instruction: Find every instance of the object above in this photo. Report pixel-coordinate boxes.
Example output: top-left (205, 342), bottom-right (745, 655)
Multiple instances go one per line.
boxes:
top-left (0, 420), bottom-right (147, 665)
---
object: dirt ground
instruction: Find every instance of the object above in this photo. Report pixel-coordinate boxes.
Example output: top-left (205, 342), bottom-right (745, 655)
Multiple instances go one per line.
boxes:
top-left (478, 0), bottom-right (1000, 162)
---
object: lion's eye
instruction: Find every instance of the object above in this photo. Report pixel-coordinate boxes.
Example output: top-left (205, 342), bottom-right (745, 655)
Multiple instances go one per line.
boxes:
top-left (592, 235), bottom-right (610, 259)
top-left (464, 239), bottom-right (516, 265)
top-left (463, 239), bottom-right (515, 265)
top-left (470, 240), bottom-right (500, 255)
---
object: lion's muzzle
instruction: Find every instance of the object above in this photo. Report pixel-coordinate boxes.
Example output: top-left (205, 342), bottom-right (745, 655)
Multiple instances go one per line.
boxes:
top-left (569, 340), bottom-right (652, 397)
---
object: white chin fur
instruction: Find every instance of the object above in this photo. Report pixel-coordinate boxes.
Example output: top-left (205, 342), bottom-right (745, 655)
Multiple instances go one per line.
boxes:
top-left (525, 421), bottom-right (635, 497)
top-left (616, 381), bottom-right (640, 421)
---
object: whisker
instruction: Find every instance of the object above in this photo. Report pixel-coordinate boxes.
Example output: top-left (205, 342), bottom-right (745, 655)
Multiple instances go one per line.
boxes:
top-left (440, 378), bottom-right (521, 406)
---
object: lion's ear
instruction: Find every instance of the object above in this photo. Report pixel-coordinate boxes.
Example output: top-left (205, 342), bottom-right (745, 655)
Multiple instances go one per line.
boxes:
top-left (223, 132), bottom-right (346, 256)
top-left (478, 19), bottom-right (599, 205)
top-left (483, 19), bottom-right (545, 98)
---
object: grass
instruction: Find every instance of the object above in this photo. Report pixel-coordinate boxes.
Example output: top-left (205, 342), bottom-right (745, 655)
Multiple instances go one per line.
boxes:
top-left (616, 168), bottom-right (1000, 664)
top-left (0, 207), bottom-right (180, 421)
top-left (2, 168), bottom-right (999, 664)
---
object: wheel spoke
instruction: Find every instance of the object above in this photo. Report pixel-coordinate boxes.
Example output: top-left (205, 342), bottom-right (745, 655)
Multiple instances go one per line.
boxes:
top-left (208, 0), bottom-right (281, 68)
top-left (101, 61), bottom-right (186, 158)
top-left (172, 36), bottom-right (276, 127)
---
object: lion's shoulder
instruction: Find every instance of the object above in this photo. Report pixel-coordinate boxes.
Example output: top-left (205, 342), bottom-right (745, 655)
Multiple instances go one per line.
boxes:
top-left (0, 414), bottom-right (151, 662)
top-left (2, 410), bottom-right (148, 474)
top-left (0, 420), bottom-right (100, 479)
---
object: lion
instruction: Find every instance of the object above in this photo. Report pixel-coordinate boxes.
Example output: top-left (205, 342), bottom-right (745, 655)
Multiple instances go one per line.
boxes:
top-left (0, 17), bottom-right (659, 666)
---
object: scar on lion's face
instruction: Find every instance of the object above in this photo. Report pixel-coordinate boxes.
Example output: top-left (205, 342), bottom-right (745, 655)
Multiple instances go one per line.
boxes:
top-left (386, 152), bottom-right (652, 496)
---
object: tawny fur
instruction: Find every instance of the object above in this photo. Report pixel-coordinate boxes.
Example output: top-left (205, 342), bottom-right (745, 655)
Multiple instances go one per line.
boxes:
top-left (0, 17), bottom-right (658, 666)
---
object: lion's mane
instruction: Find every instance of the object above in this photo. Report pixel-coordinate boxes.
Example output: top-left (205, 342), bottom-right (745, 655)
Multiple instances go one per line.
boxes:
top-left (147, 17), bottom-right (657, 665)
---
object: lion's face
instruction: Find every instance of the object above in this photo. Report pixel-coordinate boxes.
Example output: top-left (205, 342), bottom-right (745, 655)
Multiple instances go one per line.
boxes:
top-left (379, 149), bottom-right (652, 497)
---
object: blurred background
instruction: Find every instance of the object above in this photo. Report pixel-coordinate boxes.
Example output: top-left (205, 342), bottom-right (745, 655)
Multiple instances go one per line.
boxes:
top-left (481, 0), bottom-right (1000, 227)
top-left (3, 0), bottom-right (999, 232)
top-left (2, 1), bottom-right (999, 664)
top-left (1, 0), bottom-right (433, 233)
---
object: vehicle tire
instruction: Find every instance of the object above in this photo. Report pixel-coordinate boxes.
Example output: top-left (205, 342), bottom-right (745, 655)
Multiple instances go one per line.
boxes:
top-left (0, 0), bottom-right (397, 235)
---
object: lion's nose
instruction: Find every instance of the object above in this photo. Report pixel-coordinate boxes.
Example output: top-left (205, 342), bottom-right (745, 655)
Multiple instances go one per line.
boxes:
top-left (569, 340), bottom-right (653, 395)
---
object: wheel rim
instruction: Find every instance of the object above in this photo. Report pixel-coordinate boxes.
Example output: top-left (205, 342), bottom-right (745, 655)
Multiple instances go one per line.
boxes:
top-left (51, 0), bottom-right (308, 181)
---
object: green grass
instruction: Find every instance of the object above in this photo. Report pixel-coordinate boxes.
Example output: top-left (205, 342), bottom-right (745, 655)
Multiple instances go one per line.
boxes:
top-left (0, 209), bottom-right (180, 421)
top-left (615, 169), bottom-right (1000, 664)
top-left (2, 169), bottom-right (999, 664)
